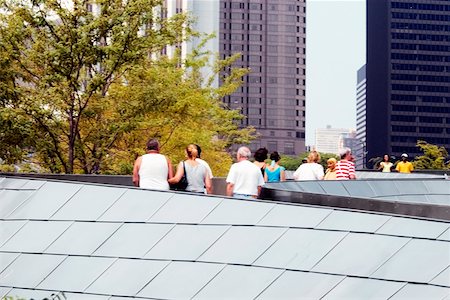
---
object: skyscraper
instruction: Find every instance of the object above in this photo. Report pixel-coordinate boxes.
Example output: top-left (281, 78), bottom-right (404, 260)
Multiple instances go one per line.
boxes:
top-left (366, 0), bottom-right (450, 164)
top-left (220, 1), bottom-right (307, 155)
top-left (355, 64), bottom-right (366, 169)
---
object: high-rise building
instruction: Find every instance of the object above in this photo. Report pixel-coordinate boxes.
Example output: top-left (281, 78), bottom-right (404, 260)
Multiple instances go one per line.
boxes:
top-left (164, 0), bottom-right (220, 87)
top-left (355, 64), bottom-right (367, 169)
top-left (220, 1), bottom-right (307, 155)
top-left (366, 0), bottom-right (450, 164)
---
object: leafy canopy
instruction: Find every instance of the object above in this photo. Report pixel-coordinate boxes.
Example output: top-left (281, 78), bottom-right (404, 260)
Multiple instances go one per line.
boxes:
top-left (0, 0), bottom-right (255, 174)
top-left (413, 140), bottom-right (449, 170)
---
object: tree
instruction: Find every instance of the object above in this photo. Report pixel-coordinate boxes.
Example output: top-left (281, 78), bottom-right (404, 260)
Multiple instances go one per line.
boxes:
top-left (92, 51), bottom-right (255, 176)
top-left (0, 0), bottom-right (254, 174)
top-left (0, 0), bottom-right (191, 173)
top-left (413, 140), bottom-right (449, 170)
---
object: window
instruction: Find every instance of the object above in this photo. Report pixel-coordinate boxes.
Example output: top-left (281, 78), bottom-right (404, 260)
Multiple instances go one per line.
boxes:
top-left (249, 13), bottom-right (262, 20)
top-left (248, 34), bottom-right (262, 41)
top-left (268, 14), bottom-right (278, 21)
top-left (284, 142), bottom-right (295, 155)
top-left (268, 141), bottom-right (278, 152)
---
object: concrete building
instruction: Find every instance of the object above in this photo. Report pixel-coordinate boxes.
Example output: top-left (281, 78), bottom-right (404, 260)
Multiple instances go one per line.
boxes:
top-left (315, 126), bottom-right (355, 155)
top-left (355, 65), bottom-right (367, 169)
top-left (366, 0), bottom-right (450, 163)
top-left (220, 0), bottom-right (307, 155)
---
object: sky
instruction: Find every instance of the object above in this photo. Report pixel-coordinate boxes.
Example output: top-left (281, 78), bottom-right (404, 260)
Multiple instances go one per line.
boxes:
top-left (306, 0), bottom-right (366, 146)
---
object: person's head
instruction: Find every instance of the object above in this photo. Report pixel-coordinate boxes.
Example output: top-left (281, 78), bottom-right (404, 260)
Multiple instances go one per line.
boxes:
top-left (146, 139), bottom-right (160, 152)
top-left (307, 151), bottom-right (321, 163)
top-left (186, 144), bottom-right (199, 159)
top-left (401, 153), bottom-right (408, 161)
top-left (327, 157), bottom-right (337, 170)
top-left (237, 146), bottom-right (251, 161)
top-left (383, 154), bottom-right (389, 162)
top-left (339, 148), bottom-right (352, 160)
top-left (270, 151), bottom-right (281, 163)
top-left (195, 144), bottom-right (202, 158)
top-left (254, 147), bottom-right (268, 162)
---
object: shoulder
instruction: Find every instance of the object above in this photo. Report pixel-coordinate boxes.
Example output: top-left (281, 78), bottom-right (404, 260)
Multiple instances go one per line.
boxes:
top-left (134, 155), bottom-right (143, 165)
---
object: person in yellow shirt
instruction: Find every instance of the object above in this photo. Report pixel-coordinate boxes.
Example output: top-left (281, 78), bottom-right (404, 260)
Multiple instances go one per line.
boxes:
top-left (396, 153), bottom-right (414, 173)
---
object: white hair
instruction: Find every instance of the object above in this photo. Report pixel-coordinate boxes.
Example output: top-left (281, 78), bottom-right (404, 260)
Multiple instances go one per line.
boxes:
top-left (237, 146), bottom-right (252, 159)
top-left (339, 147), bottom-right (351, 159)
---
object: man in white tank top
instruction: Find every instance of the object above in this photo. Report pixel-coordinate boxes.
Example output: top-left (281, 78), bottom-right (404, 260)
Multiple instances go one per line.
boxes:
top-left (132, 139), bottom-right (173, 190)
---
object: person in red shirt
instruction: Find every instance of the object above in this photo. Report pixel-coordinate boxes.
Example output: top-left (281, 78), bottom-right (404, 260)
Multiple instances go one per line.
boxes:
top-left (335, 148), bottom-right (356, 180)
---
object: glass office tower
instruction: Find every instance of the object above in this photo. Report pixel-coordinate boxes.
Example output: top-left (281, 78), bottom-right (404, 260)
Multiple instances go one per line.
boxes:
top-left (366, 0), bottom-right (450, 163)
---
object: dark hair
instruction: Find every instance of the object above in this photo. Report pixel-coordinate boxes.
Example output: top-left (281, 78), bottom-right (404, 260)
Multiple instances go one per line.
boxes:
top-left (270, 151), bottom-right (281, 162)
top-left (254, 147), bottom-right (268, 162)
top-left (195, 144), bottom-right (202, 158)
top-left (146, 139), bottom-right (160, 151)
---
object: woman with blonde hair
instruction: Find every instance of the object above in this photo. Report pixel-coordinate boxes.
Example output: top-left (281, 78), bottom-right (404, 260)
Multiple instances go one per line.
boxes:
top-left (293, 151), bottom-right (324, 180)
top-left (169, 144), bottom-right (212, 194)
top-left (324, 157), bottom-right (337, 180)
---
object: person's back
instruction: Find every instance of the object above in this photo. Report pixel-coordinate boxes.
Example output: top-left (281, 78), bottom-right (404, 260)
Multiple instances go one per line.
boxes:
top-left (335, 148), bottom-right (356, 180)
top-left (184, 161), bottom-right (207, 193)
top-left (139, 153), bottom-right (169, 190)
top-left (228, 160), bottom-right (263, 195)
top-left (196, 158), bottom-right (213, 179)
top-left (294, 163), bottom-right (324, 180)
top-left (226, 147), bottom-right (265, 198)
top-left (293, 151), bottom-right (324, 180)
top-left (335, 160), bottom-right (355, 180)
top-left (133, 138), bottom-right (173, 190)
top-left (265, 165), bottom-right (285, 182)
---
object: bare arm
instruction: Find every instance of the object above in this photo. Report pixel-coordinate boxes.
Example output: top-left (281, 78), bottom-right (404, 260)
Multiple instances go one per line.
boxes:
top-left (264, 172), bottom-right (268, 182)
top-left (166, 157), bottom-right (174, 179)
top-left (280, 169), bottom-right (286, 181)
top-left (205, 173), bottom-right (212, 194)
top-left (168, 162), bottom-right (184, 184)
top-left (226, 182), bottom-right (234, 197)
top-left (257, 185), bottom-right (262, 197)
top-left (132, 156), bottom-right (142, 187)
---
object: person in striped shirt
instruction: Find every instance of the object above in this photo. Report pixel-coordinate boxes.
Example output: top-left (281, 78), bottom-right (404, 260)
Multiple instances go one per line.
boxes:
top-left (335, 148), bottom-right (356, 180)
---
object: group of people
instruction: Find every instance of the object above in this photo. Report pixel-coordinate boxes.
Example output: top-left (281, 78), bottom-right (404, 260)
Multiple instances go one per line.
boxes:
top-left (379, 153), bottom-right (414, 173)
top-left (132, 141), bottom-right (284, 199)
top-left (226, 147), bottom-right (286, 199)
top-left (293, 148), bottom-right (356, 181)
top-left (132, 139), bottom-right (213, 194)
top-left (132, 139), bottom-right (414, 200)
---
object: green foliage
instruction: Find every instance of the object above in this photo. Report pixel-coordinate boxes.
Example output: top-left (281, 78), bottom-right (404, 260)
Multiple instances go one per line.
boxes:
top-left (0, 0), bottom-right (254, 175)
top-left (413, 140), bottom-right (449, 170)
top-left (103, 51), bottom-right (255, 177)
top-left (0, 108), bottom-right (34, 164)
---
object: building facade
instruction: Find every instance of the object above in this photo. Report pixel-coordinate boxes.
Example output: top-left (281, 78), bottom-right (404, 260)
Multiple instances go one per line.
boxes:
top-left (366, 0), bottom-right (450, 163)
top-left (355, 65), bottom-right (367, 169)
top-left (220, 0), bottom-right (307, 155)
top-left (164, 0), bottom-right (220, 87)
top-left (315, 126), bottom-right (355, 155)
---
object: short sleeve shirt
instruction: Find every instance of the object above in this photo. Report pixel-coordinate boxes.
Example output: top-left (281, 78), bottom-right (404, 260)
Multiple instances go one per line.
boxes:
top-left (335, 160), bottom-right (356, 180)
top-left (396, 161), bottom-right (414, 173)
top-left (226, 160), bottom-right (265, 196)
